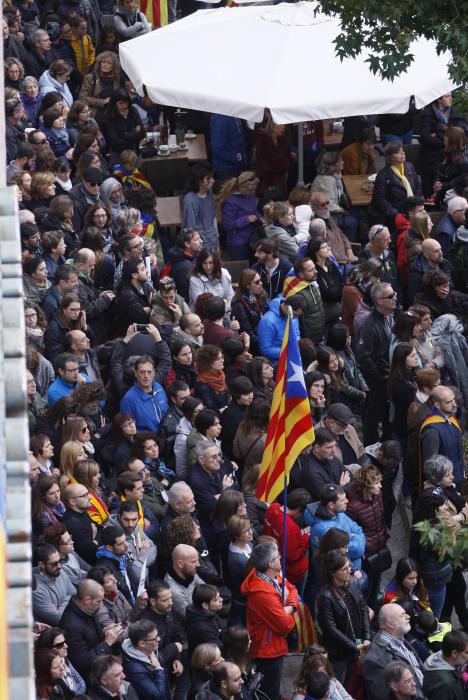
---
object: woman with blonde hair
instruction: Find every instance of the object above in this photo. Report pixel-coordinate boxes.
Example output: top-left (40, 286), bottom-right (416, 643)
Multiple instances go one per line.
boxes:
top-left (263, 200), bottom-right (299, 260)
top-left (403, 210), bottom-right (434, 269)
top-left (28, 171), bottom-right (56, 211)
top-left (62, 416), bottom-right (95, 456)
top-left (79, 51), bottom-right (122, 121)
top-left (218, 171), bottom-right (262, 260)
top-left (58, 440), bottom-right (86, 489)
top-left (70, 459), bottom-right (109, 525)
top-left (189, 643), bottom-right (224, 700)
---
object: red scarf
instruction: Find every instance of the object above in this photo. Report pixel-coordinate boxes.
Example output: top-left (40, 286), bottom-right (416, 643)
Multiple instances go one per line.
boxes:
top-left (197, 369), bottom-right (226, 392)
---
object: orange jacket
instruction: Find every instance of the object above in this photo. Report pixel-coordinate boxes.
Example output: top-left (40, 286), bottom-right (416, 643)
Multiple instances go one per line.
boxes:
top-left (240, 567), bottom-right (299, 659)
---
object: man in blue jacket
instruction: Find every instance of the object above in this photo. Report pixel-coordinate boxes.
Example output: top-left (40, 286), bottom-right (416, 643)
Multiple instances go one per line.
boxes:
top-left (257, 295), bottom-right (303, 364)
top-left (120, 355), bottom-right (169, 432)
top-left (122, 619), bottom-right (170, 700)
top-left (304, 484), bottom-right (366, 567)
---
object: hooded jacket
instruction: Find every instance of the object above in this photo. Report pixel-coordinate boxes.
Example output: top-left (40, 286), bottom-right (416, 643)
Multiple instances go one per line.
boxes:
top-left (38, 71), bottom-right (74, 108)
top-left (257, 297), bottom-right (300, 363)
top-left (252, 256), bottom-right (291, 300)
top-left (95, 545), bottom-right (135, 603)
top-left (240, 567), bottom-right (299, 659)
top-left (304, 502), bottom-right (365, 568)
top-left (423, 650), bottom-right (466, 700)
top-left (430, 314), bottom-right (468, 413)
top-left (265, 223), bottom-right (299, 261)
top-left (122, 638), bottom-right (170, 700)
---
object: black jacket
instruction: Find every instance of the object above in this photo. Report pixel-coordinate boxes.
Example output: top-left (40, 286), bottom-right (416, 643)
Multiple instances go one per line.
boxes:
top-left (371, 163), bottom-right (422, 227)
top-left (317, 583), bottom-right (371, 661)
top-left (109, 335), bottom-right (171, 399)
top-left (194, 381), bottom-right (230, 411)
top-left (60, 598), bottom-right (112, 682)
top-left (419, 103), bottom-right (467, 172)
top-left (251, 256), bottom-right (291, 300)
top-left (69, 184), bottom-right (102, 231)
top-left (106, 108), bottom-right (145, 155)
top-left (23, 47), bottom-right (51, 79)
top-left (357, 309), bottom-right (392, 385)
top-left (61, 508), bottom-right (98, 565)
top-left (166, 246), bottom-right (196, 301)
top-left (76, 275), bottom-right (114, 344)
top-left (115, 283), bottom-right (152, 334)
top-left (6, 119), bottom-right (24, 163)
top-left (139, 607), bottom-right (185, 668)
top-left (186, 605), bottom-right (224, 659)
top-left (290, 452), bottom-right (344, 503)
top-left (220, 401), bottom-right (246, 460)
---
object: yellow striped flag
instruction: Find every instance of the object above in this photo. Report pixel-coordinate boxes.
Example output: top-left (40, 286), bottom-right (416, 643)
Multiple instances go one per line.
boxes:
top-left (282, 272), bottom-right (310, 299)
top-left (256, 311), bottom-right (315, 503)
top-left (139, 0), bottom-right (168, 28)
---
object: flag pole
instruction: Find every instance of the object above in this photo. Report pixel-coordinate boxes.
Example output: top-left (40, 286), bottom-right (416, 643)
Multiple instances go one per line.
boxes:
top-left (281, 474), bottom-right (287, 602)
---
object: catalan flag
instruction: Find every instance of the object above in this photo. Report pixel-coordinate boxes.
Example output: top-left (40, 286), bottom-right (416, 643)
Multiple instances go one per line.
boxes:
top-left (256, 311), bottom-right (315, 504)
top-left (139, 0), bottom-right (168, 28)
top-left (282, 271), bottom-right (310, 299)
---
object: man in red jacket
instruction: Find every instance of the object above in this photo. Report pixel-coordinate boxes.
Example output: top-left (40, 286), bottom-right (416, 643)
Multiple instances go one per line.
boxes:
top-left (241, 541), bottom-right (299, 700)
top-left (263, 488), bottom-right (310, 594)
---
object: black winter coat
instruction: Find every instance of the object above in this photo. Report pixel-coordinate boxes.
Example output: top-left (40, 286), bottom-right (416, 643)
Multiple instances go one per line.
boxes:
top-left (186, 605), bottom-right (224, 659)
top-left (139, 607), bottom-right (184, 668)
top-left (290, 452), bottom-right (344, 502)
top-left (356, 309), bottom-right (391, 384)
top-left (106, 108), bottom-right (145, 155)
top-left (115, 283), bottom-right (152, 334)
top-left (60, 598), bottom-right (113, 682)
top-left (317, 583), bottom-right (371, 661)
top-left (371, 163), bottom-right (422, 227)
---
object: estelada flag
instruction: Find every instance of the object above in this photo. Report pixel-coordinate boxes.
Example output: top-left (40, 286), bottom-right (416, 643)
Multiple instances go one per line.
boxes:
top-left (256, 311), bottom-right (315, 503)
top-left (139, 0), bottom-right (168, 28)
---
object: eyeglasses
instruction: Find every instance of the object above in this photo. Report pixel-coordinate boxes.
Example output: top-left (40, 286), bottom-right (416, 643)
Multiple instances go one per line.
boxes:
top-left (75, 491), bottom-right (89, 499)
top-left (53, 640), bottom-right (67, 649)
top-left (25, 312), bottom-right (37, 318)
top-left (81, 426), bottom-right (90, 433)
top-left (86, 181), bottom-right (100, 187)
top-left (381, 292), bottom-right (397, 299)
top-left (143, 636), bottom-right (159, 643)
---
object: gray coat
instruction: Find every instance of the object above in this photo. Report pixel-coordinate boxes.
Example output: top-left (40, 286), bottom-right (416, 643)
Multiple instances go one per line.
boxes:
top-left (430, 314), bottom-right (468, 407)
top-left (362, 631), bottom-right (425, 700)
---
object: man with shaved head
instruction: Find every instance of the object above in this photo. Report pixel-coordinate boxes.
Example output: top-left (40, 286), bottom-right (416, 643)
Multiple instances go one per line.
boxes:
top-left (164, 544), bottom-right (203, 624)
top-left (61, 578), bottom-right (123, 683)
top-left (363, 604), bottom-right (425, 700)
top-left (407, 237), bottom-right (451, 305)
top-left (62, 483), bottom-right (99, 564)
top-left (419, 386), bottom-right (464, 488)
top-left (73, 246), bottom-right (115, 343)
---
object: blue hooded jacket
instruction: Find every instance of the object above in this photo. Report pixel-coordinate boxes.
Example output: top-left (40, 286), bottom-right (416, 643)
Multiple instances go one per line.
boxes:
top-left (257, 297), bottom-right (300, 363)
top-left (304, 501), bottom-right (366, 569)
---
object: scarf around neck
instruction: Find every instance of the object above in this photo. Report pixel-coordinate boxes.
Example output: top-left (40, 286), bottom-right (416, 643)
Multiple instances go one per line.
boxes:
top-left (391, 164), bottom-right (413, 197)
top-left (197, 369), bottom-right (227, 392)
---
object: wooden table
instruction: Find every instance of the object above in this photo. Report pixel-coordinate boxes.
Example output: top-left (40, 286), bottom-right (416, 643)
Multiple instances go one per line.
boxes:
top-left (343, 174), bottom-right (374, 207)
top-left (156, 196), bottom-right (182, 227)
top-left (144, 134), bottom-right (207, 162)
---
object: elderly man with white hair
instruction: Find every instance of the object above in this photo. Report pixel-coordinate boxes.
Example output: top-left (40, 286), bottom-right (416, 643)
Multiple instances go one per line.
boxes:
top-left (358, 224), bottom-right (398, 290)
top-left (362, 604), bottom-right (426, 700)
top-left (434, 196), bottom-right (468, 257)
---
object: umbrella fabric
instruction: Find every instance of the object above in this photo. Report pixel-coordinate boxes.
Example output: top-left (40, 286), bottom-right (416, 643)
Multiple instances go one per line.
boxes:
top-left (119, 1), bottom-right (457, 123)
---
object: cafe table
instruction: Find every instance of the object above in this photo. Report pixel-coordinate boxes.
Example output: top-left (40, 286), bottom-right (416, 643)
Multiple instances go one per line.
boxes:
top-left (342, 174), bottom-right (374, 207)
top-left (144, 134), bottom-right (207, 162)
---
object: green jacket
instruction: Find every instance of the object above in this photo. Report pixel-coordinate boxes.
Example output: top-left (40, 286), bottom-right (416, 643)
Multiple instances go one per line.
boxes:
top-left (423, 651), bottom-right (466, 700)
top-left (296, 282), bottom-right (325, 344)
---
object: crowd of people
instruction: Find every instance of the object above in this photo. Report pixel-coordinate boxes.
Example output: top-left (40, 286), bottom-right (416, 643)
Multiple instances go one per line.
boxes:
top-left (4, 1), bottom-right (468, 699)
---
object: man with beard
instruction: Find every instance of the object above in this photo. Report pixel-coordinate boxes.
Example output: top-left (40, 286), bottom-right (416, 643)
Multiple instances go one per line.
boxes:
top-left (423, 631), bottom-right (468, 700)
top-left (287, 257), bottom-right (325, 345)
top-left (363, 604), bottom-right (426, 700)
top-left (32, 544), bottom-right (76, 625)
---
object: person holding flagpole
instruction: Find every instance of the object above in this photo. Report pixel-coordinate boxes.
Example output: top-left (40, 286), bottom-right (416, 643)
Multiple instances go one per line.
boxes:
top-left (241, 541), bottom-right (299, 700)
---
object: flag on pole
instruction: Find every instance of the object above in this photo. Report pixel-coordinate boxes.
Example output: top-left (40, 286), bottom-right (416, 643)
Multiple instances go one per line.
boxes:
top-left (256, 312), bottom-right (315, 504)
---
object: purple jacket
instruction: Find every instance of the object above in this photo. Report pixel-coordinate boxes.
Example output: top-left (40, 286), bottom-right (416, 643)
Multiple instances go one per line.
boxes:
top-left (221, 193), bottom-right (261, 247)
